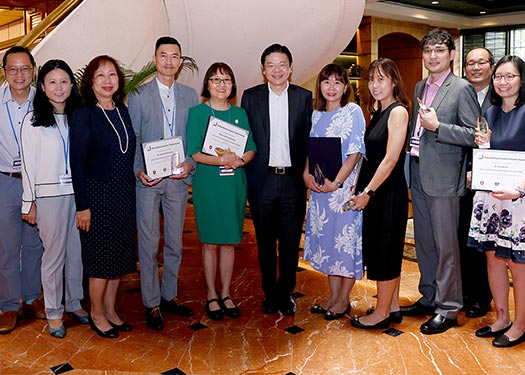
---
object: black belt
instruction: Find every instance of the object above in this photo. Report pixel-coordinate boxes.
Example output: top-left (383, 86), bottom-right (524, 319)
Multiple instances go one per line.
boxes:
top-left (269, 167), bottom-right (290, 175)
top-left (0, 171), bottom-right (22, 179)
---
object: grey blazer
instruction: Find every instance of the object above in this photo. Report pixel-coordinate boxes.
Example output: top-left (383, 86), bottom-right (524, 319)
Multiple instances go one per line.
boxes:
top-left (410, 72), bottom-right (479, 197)
top-left (128, 78), bottom-right (199, 185)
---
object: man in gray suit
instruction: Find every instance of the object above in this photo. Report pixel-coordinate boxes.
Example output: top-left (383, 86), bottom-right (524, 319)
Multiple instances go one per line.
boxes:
top-left (458, 47), bottom-right (494, 318)
top-left (401, 29), bottom-right (479, 334)
top-left (129, 36), bottom-right (198, 331)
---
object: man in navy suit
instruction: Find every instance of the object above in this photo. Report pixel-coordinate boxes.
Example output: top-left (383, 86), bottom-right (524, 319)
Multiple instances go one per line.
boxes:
top-left (129, 37), bottom-right (198, 331)
top-left (241, 44), bottom-right (312, 315)
top-left (401, 29), bottom-right (479, 334)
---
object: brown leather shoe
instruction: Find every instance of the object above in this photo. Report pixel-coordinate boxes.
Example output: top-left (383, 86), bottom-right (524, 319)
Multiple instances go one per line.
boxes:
top-left (0, 311), bottom-right (18, 334)
top-left (22, 296), bottom-right (46, 319)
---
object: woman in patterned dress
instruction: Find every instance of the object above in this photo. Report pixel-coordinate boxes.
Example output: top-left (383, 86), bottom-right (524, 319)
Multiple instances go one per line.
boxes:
top-left (303, 64), bottom-right (365, 320)
top-left (468, 55), bottom-right (525, 348)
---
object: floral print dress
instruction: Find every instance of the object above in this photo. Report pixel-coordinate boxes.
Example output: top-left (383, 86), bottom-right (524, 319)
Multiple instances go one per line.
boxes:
top-left (468, 104), bottom-right (525, 263)
top-left (303, 103), bottom-right (366, 278)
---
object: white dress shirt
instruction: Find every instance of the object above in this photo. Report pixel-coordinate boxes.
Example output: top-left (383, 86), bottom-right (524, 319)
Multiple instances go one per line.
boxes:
top-left (268, 82), bottom-right (291, 167)
top-left (156, 78), bottom-right (176, 139)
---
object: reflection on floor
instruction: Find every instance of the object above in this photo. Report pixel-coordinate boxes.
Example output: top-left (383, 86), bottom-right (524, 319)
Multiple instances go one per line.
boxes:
top-left (1, 207), bottom-right (524, 375)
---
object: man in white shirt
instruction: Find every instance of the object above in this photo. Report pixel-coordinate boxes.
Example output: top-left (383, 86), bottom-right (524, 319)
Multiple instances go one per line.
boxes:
top-left (0, 46), bottom-right (44, 334)
top-left (241, 44), bottom-right (312, 316)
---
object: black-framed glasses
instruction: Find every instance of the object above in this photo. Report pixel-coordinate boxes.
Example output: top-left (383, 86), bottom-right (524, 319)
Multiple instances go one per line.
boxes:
top-left (4, 65), bottom-right (33, 75)
top-left (492, 74), bottom-right (520, 82)
top-left (209, 77), bottom-right (233, 85)
top-left (466, 60), bottom-right (490, 68)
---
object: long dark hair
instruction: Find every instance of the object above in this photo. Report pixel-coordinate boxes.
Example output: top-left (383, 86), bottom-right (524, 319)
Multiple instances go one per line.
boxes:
top-left (367, 58), bottom-right (410, 114)
top-left (489, 55), bottom-right (525, 108)
top-left (32, 59), bottom-right (80, 127)
top-left (313, 64), bottom-right (351, 111)
top-left (80, 55), bottom-right (126, 106)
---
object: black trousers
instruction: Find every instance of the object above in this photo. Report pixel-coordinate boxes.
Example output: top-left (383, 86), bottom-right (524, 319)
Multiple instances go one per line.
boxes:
top-left (248, 173), bottom-right (306, 301)
top-left (458, 190), bottom-right (492, 306)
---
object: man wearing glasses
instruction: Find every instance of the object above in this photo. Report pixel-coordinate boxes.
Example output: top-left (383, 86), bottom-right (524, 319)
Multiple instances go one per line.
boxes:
top-left (241, 44), bottom-right (312, 316)
top-left (401, 29), bottom-right (480, 334)
top-left (458, 47), bottom-right (495, 319)
top-left (129, 37), bottom-right (198, 331)
top-left (0, 46), bottom-right (45, 334)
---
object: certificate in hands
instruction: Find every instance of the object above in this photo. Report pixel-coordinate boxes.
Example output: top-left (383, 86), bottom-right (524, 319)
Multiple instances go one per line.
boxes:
top-left (142, 136), bottom-right (185, 180)
top-left (202, 116), bottom-right (249, 157)
top-left (472, 148), bottom-right (525, 191)
top-left (308, 137), bottom-right (342, 186)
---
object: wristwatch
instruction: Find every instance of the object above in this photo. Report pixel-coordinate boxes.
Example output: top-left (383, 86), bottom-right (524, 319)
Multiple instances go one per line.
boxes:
top-left (364, 187), bottom-right (375, 197)
top-left (334, 179), bottom-right (343, 189)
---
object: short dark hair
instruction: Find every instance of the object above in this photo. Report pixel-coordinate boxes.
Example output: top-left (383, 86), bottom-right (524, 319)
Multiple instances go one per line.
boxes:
top-left (489, 55), bottom-right (525, 108)
top-left (465, 47), bottom-right (495, 67)
top-left (80, 55), bottom-right (126, 106)
top-left (155, 36), bottom-right (181, 53)
top-left (421, 29), bottom-right (455, 52)
top-left (32, 59), bottom-right (80, 127)
top-left (260, 44), bottom-right (293, 66)
top-left (2, 46), bottom-right (35, 68)
top-left (201, 62), bottom-right (237, 99)
top-left (313, 64), bottom-right (351, 111)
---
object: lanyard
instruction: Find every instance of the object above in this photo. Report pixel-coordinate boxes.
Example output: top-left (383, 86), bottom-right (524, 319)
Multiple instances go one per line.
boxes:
top-left (55, 115), bottom-right (69, 174)
top-left (5, 88), bottom-right (31, 156)
top-left (160, 91), bottom-right (176, 137)
top-left (209, 104), bottom-right (231, 123)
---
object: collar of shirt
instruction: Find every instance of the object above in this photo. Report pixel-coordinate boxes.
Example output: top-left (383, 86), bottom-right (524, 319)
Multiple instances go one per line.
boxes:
top-left (156, 77), bottom-right (175, 96)
top-left (1, 84), bottom-right (35, 105)
top-left (477, 85), bottom-right (489, 106)
top-left (268, 81), bottom-right (289, 97)
top-left (426, 69), bottom-right (450, 89)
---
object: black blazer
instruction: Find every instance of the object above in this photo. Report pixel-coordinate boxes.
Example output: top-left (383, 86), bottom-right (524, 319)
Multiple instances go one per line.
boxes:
top-left (241, 83), bottom-right (312, 193)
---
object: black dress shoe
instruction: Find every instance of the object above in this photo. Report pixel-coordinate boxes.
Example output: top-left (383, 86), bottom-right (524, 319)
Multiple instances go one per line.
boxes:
top-left (324, 304), bottom-right (351, 321)
top-left (311, 304), bottom-right (328, 315)
top-left (420, 313), bottom-right (458, 335)
top-left (262, 298), bottom-right (279, 314)
top-left (350, 316), bottom-right (391, 329)
top-left (476, 323), bottom-right (512, 338)
top-left (160, 298), bottom-right (194, 317)
top-left (466, 301), bottom-right (491, 318)
top-left (145, 306), bottom-right (164, 331)
top-left (219, 296), bottom-right (241, 319)
top-left (366, 307), bottom-right (403, 324)
top-left (205, 299), bottom-right (223, 321)
top-left (492, 332), bottom-right (525, 348)
top-left (88, 315), bottom-right (119, 339)
top-left (109, 320), bottom-right (133, 332)
top-left (279, 296), bottom-right (297, 316)
top-left (400, 301), bottom-right (435, 317)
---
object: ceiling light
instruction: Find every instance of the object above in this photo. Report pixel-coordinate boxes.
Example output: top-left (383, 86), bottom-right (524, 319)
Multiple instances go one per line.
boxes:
top-left (432, 1), bottom-right (439, 4)
top-left (480, 11), bottom-right (486, 14)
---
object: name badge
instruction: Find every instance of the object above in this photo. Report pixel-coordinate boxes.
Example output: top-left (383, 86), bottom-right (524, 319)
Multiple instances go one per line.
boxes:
top-left (59, 174), bottom-right (73, 185)
top-left (219, 166), bottom-right (234, 176)
top-left (12, 156), bottom-right (21, 171)
top-left (409, 136), bottom-right (420, 148)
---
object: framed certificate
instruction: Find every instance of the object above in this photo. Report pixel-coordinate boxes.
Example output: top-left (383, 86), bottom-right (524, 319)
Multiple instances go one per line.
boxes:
top-left (142, 136), bottom-right (185, 180)
top-left (201, 116), bottom-right (249, 157)
top-left (471, 148), bottom-right (525, 191)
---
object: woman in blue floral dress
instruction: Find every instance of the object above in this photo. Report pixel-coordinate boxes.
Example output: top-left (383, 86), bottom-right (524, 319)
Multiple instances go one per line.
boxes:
top-left (303, 64), bottom-right (365, 320)
top-left (468, 55), bottom-right (525, 348)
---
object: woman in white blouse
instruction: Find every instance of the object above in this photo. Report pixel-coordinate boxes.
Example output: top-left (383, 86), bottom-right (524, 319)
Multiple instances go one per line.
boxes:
top-left (20, 59), bottom-right (87, 338)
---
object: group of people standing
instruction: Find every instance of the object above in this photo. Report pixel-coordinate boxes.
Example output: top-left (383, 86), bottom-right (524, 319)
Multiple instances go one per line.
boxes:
top-left (1, 28), bottom-right (524, 350)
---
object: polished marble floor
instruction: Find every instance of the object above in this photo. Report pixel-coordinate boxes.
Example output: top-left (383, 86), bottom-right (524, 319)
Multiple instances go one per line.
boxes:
top-left (1, 205), bottom-right (524, 375)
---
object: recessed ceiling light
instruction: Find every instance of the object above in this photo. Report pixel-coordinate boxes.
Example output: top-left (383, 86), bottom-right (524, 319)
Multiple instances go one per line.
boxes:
top-left (480, 10), bottom-right (486, 14)
top-left (432, 1), bottom-right (439, 4)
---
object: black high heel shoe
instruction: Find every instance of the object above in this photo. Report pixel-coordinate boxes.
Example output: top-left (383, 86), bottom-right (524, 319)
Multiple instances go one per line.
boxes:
top-left (88, 315), bottom-right (119, 339)
top-left (350, 315), bottom-right (392, 329)
top-left (109, 320), bottom-right (133, 332)
top-left (205, 299), bottom-right (223, 321)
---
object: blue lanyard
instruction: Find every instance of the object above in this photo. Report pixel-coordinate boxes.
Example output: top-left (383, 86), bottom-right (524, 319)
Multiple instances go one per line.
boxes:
top-left (55, 115), bottom-right (69, 174)
top-left (160, 92), bottom-right (176, 137)
top-left (5, 90), bottom-right (31, 156)
top-left (209, 103), bottom-right (231, 123)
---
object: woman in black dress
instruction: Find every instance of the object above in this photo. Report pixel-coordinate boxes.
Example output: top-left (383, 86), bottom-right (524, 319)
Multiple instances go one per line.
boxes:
top-left (70, 55), bottom-right (136, 338)
top-left (350, 58), bottom-right (410, 329)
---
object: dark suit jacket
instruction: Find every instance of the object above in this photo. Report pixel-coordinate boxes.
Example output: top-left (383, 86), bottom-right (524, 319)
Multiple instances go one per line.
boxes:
top-left (70, 104), bottom-right (136, 211)
top-left (241, 83), bottom-right (312, 193)
top-left (410, 72), bottom-right (479, 197)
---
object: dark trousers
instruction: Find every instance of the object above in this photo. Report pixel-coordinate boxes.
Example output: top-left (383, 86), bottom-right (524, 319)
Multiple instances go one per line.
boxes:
top-left (248, 173), bottom-right (306, 302)
top-left (458, 191), bottom-right (492, 307)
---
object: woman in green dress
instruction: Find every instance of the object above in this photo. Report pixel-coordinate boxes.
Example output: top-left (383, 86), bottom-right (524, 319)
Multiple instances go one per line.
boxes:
top-left (187, 62), bottom-right (256, 321)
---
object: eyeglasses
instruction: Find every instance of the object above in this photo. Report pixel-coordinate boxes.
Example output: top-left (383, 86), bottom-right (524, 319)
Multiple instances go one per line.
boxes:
top-left (264, 63), bottom-right (289, 71)
top-left (209, 77), bottom-right (233, 85)
top-left (466, 60), bottom-right (490, 68)
top-left (493, 74), bottom-right (520, 82)
top-left (4, 65), bottom-right (33, 75)
top-left (422, 47), bottom-right (448, 55)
